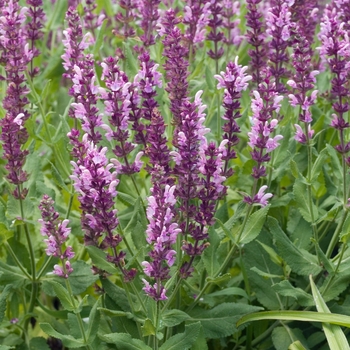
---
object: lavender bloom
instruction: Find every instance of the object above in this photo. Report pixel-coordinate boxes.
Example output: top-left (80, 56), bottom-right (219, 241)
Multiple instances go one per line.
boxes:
top-left (145, 108), bottom-right (173, 185)
top-left (140, 0), bottom-right (161, 46)
top-left (183, 0), bottom-right (211, 54)
top-left (142, 184), bottom-right (181, 301)
top-left (161, 9), bottom-right (190, 126)
top-left (288, 26), bottom-right (319, 144)
top-left (133, 51), bottom-right (163, 146)
top-left (61, 7), bottom-right (91, 79)
top-left (100, 56), bottom-right (143, 175)
top-left (38, 195), bottom-right (75, 278)
top-left (318, 5), bottom-right (350, 156)
top-left (0, 0), bottom-right (33, 199)
top-left (62, 7), bottom-right (102, 144)
top-left (290, 0), bottom-right (318, 44)
top-left (83, 0), bottom-right (105, 36)
top-left (266, 0), bottom-right (294, 93)
top-left (222, 0), bottom-right (242, 46)
top-left (114, 0), bottom-right (139, 38)
top-left (69, 133), bottom-right (136, 281)
top-left (170, 91), bottom-right (226, 277)
top-left (207, 0), bottom-right (225, 64)
top-left (25, 0), bottom-right (45, 77)
top-left (245, 0), bottom-right (267, 87)
top-left (246, 70), bottom-right (284, 181)
top-left (214, 57), bottom-right (252, 176)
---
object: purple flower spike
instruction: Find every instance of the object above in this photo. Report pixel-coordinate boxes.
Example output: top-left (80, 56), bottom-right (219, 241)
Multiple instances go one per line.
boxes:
top-left (0, 0), bottom-right (33, 199)
top-left (100, 56), bottom-right (144, 175)
top-left (25, 0), bottom-right (45, 77)
top-left (38, 195), bottom-right (75, 278)
top-left (69, 133), bottom-right (135, 281)
top-left (161, 9), bottom-right (189, 126)
top-left (246, 0), bottom-right (267, 87)
top-left (142, 184), bottom-right (181, 301)
top-left (140, 0), bottom-right (161, 46)
top-left (207, 0), bottom-right (225, 62)
top-left (266, 0), bottom-right (294, 93)
top-left (214, 57), bottom-right (252, 176)
top-left (183, 0), bottom-right (211, 53)
top-left (248, 71), bottom-right (284, 180)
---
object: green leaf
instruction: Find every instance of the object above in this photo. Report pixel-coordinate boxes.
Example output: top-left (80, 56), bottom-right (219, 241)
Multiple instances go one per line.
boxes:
top-left (202, 287), bottom-right (248, 307)
top-left (189, 303), bottom-right (262, 339)
top-left (190, 324), bottom-right (209, 350)
top-left (67, 313), bottom-right (83, 339)
top-left (85, 246), bottom-right (119, 274)
top-left (29, 337), bottom-right (52, 350)
top-left (293, 180), bottom-right (318, 222)
top-left (159, 322), bottom-right (201, 350)
top-left (40, 323), bottom-right (85, 348)
top-left (86, 297), bottom-right (101, 344)
top-left (326, 144), bottom-right (342, 186)
top-left (101, 278), bottom-right (132, 312)
top-left (141, 318), bottom-right (156, 337)
top-left (272, 280), bottom-right (314, 307)
top-left (310, 275), bottom-right (350, 350)
top-left (239, 205), bottom-right (270, 244)
top-left (311, 148), bottom-right (328, 182)
top-left (68, 260), bottom-right (99, 295)
top-left (0, 224), bottom-right (13, 244)
top-left (268, 217), bottom-right (322, 276)
top-left (0, 285), bottom-right (12, 324)
top-left (93, 19), bottom-right (107, 55)
top-left (161, 309), bottom-right (190, 328)
top-left (45, 280), bottom-right (75, 311)
top-left (0, 346), bottom-right (14, 350)
top-left (102, 333), bottom-right (152, 350)
top-left (49, 161), bottom-right (70, 192)
top-left (202, 227), bottom-right (221, 276)
top-left (290, 159), bottom-right (299, 178)
top-left (124, 197), bottom-right (147, 250)
top-left (272, 327), bottom-right (297, 350)
top-left (237, 310), bottom-right (350, 328)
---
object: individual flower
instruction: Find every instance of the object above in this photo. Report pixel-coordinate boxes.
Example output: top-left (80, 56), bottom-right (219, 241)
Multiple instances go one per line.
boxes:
top-left (214, 57), bottom-right (252, 176)
top-left (142, 184), bottom-right (181, 301)
top-left (244, 185), bottom-right (273, 207)
top-left (38, 195), bottom-right (75, 278)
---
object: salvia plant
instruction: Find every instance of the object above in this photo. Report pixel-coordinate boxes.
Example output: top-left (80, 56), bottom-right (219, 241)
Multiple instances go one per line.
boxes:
top-left (3, 0), bottom-right (350, 349)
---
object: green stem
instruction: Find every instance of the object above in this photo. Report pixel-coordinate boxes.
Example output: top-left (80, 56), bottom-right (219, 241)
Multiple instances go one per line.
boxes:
top-left (37, 256), bottom-right (53, 280)
top-left (64, 279), bottom-right (92, 350)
